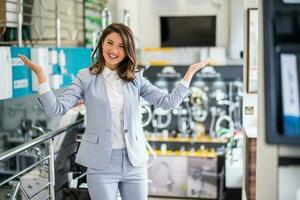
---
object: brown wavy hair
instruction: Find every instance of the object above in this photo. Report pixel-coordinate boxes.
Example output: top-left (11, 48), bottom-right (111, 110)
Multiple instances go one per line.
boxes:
top-left (89, 23), bottom-right (136, 81)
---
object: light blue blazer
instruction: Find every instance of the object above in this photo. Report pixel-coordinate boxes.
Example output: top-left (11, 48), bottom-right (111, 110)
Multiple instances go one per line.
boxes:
top-left (38, 68), bottom-right (191, 170)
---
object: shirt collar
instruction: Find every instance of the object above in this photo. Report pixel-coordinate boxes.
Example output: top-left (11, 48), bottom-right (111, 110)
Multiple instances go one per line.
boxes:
top-left (102, 66), bottom-right (119, 81)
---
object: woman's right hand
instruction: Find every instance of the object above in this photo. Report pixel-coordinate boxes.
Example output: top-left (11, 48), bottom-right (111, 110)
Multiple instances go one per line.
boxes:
top-left (18, 54), bottom-right (43, 74)
top-left (19, 54), bottom-right (47, 84)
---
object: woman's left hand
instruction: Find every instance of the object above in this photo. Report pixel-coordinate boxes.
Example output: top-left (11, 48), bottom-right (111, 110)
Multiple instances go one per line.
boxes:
top-left (182, 59), bottom-right (213, 84)
top-left (188, 58), bottom-right (213, 72)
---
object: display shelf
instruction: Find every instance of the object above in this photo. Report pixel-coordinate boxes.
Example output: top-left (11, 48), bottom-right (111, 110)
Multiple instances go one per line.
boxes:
top-left (146, 135), bottom-right (227, 144)
top-left (148, 150), bottom-right (218, 158)
top-left (147, 150), bottom-right (223, 199)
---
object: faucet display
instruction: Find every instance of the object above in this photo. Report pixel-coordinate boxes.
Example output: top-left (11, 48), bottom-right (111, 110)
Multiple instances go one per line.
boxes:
top-left (123, 9), bottom-right (130, 26)
top-left (101, 7), bottom-right (112, 31)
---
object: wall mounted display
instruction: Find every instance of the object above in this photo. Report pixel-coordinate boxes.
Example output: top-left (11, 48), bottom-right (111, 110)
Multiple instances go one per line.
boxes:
top-left (246, 8), bottom-right (258, 93)
top-left (0, 47), bottom-right (92, 100)
top-left (160, 16), bottom-right (216, 47)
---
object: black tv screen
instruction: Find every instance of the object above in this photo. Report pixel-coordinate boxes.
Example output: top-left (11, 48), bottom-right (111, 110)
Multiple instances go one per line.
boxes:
top-left (160, 16), bottom-right (216, 47)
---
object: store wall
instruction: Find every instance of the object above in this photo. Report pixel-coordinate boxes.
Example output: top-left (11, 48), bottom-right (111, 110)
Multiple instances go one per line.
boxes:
top-left (30, 0), bottom-right (84, 45)
top-left (107, 0), bottom-right (141, 50)
top-left (242, 0), bottom-right (258, 139)
top-left (255, 0), bottom-right (279, 196)
top-left (241, 1), bottom-right (258, 200)
top-left (109, 0), bottom-right (230, 49)
top-left (229, 0), bottom-right (244, 60)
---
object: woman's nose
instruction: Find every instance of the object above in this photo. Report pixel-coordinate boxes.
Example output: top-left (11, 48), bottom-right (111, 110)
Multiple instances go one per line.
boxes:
top-left (110, 45), bottom-right (119, 53)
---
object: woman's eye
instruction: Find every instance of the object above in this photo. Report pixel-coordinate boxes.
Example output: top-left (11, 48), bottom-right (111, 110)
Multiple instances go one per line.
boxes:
top-left (119, 45), bottom-right (125, 48)
top-left (107, 41), bottom-right (113, 45)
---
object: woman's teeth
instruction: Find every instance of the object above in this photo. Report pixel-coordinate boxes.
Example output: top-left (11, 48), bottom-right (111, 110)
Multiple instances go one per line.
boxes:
top-left (109, 54), bottom-right (117, 59)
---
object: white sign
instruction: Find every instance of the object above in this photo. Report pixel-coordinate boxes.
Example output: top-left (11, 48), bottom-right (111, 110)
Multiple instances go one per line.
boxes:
top-left (11, 57), bottom-right (24, 66)
top-left (282, 0), bottom-right (300, 3)
top-left (14, 79), bottom-right (29, 89)
top-left (280, 54), bottom-right (300, 117)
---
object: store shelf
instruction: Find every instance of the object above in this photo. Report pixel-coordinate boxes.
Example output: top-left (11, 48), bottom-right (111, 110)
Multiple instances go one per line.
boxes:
top-left (146, 135), bottom-right (227, 144)
top-left (148, 150), bottom-right (218, 158)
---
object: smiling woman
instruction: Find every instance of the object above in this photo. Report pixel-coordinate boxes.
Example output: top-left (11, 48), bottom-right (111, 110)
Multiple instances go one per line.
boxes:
top-left (18, 22), bottom-right (211, 200)
top-left (89, 23), bottom-right (137, 81)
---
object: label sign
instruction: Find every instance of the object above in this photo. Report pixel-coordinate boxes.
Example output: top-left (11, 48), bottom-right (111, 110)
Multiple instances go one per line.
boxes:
top-left (245, 106), bottom-right (254, 115)
top-left (14, 79), bottom-right (29, 89)
top-left (282, 0), bottom-right (300, 3)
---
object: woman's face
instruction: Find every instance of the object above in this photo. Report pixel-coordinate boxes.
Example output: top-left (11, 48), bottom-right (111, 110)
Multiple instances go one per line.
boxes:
top-left (102, 32), bottom-right (126, 70)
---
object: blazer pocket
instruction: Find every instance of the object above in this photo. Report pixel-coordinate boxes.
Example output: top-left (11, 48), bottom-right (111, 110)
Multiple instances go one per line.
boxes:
top-left (82, 133), bottom-right (99, 144)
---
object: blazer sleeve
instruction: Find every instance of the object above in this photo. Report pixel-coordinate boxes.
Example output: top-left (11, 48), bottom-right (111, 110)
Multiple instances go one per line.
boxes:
top-left (37, 70), bottom-right (85, 117)
top-left (138, 72), bottom-right (192, 110)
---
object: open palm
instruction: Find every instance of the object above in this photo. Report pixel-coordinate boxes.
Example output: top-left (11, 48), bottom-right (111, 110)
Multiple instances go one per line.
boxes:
top-left (189, 58), bottom-right (213, 72)
top-left (18, 54), bottom-right (43, 74)
top-left (18, 54), bottom-right (47, 84)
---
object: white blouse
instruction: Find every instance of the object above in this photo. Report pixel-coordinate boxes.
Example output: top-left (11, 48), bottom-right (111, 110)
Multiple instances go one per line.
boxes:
top-left (102, 67), bottom-right (125, 149)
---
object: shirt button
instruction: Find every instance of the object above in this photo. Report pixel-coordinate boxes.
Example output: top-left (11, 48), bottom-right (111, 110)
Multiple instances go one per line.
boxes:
top-left (124, 129), bottom-right (128, 133)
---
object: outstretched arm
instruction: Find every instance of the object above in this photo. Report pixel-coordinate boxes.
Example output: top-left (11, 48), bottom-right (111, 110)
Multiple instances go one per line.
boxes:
top-left (19, 54), bottom-right (84, 117)
top-left (140, 59), bottom-right (212, 110)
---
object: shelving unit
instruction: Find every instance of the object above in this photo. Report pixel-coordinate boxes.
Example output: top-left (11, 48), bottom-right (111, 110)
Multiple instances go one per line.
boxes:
top-left (146, 135), bottom-right (227, 143)
top-left (146, 135), bottom-right (228, 151)
top-left (84, 0), bottom-right (106, 47)
top-left (147, 133), bottom-right (226, 200)
top-left (149, 150), bottom-right (218, 158)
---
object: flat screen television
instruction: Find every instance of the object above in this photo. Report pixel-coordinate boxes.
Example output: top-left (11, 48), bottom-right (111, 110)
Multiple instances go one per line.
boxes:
top-left (160, 16), bottom-right (216, 47)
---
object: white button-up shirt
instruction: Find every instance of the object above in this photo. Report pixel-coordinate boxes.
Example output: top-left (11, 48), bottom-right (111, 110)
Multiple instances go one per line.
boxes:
top-left (102, 67), bottom-right (126, 149)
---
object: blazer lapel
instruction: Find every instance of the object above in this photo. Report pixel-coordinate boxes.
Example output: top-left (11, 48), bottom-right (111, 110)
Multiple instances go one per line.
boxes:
top-left (98, 73), bottom-right (113, 130)
top-left (123, 81), bottom-right (130, 130)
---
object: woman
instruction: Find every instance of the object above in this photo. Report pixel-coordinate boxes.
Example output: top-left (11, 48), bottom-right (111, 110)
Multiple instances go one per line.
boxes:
top-left (19, 23), bottom-right (211, 200)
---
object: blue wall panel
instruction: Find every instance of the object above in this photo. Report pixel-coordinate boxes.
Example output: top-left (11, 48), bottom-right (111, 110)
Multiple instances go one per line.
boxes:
top-left (10, 47), bottom-right (33, 98)
top-left (56, 47), bottom-right (92, 87)
top-left (7, 47), bottom-right (92, 99)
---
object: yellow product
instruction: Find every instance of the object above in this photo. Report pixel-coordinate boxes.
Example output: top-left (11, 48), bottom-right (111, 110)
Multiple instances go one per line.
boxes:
top-left (143, 47), bottom-right (173, 52)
